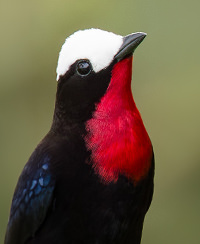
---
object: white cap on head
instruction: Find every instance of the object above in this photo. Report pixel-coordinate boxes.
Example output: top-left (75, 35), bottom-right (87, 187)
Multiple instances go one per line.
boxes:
top-left (56, 29), bottom-right (123, 81)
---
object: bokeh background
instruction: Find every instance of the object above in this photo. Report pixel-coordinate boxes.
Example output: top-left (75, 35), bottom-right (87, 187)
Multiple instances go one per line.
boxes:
top-left (1, 0), bottom-right (199, 243)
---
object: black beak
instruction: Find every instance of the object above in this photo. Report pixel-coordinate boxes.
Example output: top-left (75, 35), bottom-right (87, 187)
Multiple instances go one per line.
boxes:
top-left (114, 32), bottom-right (147, 62)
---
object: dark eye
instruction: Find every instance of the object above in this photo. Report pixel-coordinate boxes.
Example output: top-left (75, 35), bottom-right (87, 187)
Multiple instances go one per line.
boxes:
top-left (76, 60), bottom-right (92, 76)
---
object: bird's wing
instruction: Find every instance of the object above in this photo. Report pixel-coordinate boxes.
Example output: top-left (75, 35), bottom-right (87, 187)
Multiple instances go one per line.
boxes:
top-left (5, 155), bottom-right (55, 244)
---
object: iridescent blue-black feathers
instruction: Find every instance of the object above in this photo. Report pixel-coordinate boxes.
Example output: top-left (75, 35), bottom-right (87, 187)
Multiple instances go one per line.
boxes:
top-left (5, 155), bottom-right (55, 244)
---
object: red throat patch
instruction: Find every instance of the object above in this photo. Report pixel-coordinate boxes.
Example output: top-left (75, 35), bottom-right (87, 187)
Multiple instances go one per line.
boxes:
top-left (85, 57), bottom-right (152, 184)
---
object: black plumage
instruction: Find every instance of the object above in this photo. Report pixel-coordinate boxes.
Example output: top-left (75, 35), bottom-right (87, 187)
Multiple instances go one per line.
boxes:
top-left (5, 130), bottom-right (154, 244)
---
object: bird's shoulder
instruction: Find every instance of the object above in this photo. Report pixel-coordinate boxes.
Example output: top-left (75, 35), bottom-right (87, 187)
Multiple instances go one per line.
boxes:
top-left (5, 149), bottom-right (55, 244)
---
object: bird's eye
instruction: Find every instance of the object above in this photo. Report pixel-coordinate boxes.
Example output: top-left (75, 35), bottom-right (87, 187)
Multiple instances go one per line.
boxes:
top-left (76, 60), bottom-right (92, 76)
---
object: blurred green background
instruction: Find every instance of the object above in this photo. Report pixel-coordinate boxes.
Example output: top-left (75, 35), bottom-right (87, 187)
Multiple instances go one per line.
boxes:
top-left (1, 0), bottom-right (200, 243)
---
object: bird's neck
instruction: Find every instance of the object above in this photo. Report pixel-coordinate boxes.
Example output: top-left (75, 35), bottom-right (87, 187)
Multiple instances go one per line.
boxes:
top-left (85, 57), bottom-right (153, 184)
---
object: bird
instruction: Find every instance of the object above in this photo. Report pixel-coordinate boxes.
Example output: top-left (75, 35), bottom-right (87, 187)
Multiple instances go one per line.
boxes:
top-left (5, 28), bottom-right (154, 244)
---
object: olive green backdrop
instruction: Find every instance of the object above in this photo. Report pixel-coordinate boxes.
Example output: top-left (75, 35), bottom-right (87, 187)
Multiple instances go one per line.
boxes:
top-left (1, 0), bottom-right (199, 243)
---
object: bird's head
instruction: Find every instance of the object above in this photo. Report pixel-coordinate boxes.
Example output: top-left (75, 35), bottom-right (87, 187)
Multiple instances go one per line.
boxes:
top-left (54, 28), bottom-right (146, 125)
top-left (53, 29), bottom-right (152, 183)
